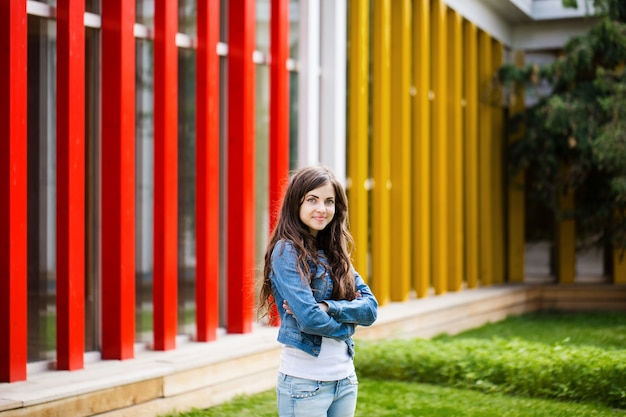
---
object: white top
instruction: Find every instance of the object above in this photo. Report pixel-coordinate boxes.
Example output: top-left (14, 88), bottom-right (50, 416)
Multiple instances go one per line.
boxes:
top-left (279, 337), bottom-right (354, 381)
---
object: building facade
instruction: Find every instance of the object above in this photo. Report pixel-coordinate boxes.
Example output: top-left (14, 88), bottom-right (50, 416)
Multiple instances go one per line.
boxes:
top-left (1, 0), bottom-right (621, 405)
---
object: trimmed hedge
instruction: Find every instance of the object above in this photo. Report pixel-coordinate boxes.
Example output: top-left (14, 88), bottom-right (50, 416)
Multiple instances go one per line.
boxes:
top-left (355, 338), bottom-right (626, 409)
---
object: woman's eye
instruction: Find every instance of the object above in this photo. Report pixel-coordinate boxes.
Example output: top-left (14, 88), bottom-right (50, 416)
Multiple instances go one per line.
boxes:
top-left (325, 200), bottom-right (334, 206)
top-left (307, 197), bottom-right (316, 203)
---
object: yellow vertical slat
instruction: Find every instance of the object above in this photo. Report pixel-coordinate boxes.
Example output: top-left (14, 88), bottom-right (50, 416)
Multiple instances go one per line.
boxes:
top-left (507, 50), bottom-right (526, 283)
top-left (447, 8), bottom-right (463, 292)
top-left (478, 30), bottom-right (493, 286)
top-left (371, 0), bottom-right (392, 305)
top-left (431, 0), bottom-right (448, 294)
top-left (556, 165), bottom-right (576, 284)
top-left (491, 39), bottom-right (505, 284)
top-left (389, 0), bottom-right (412, 301)
top-left (463, 21), bottom-right (479, 289)
top-left (412, 0), bottom-right (431, 298)
top-left (347, 0), bottom-right (370, 278)
top-left (613, 248), bottom-right (626, 284)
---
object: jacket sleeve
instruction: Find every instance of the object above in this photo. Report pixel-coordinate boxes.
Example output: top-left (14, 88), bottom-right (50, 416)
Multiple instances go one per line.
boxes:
top-left (271, 241), bottom-right (355, 340)
top-left (322, 269), bottom-right (378, 326)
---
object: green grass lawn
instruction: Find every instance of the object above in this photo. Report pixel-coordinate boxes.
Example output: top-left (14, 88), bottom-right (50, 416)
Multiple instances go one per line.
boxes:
top-left (165, 378), bottom-right (626, 417)
top-left (162, 311), bottom-right (626, 417)
top-left (433, 311), bottom-right (626, 349)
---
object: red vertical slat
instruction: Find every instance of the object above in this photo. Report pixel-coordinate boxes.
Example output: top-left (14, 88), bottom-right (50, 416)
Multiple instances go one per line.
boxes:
top-left (101, 0), bottom-right (136, 360)
top-left (269, 0), bottom-right (290, 231)
top-left (267, 0), bottom-right (290, 326)
top-left (153, 0), bottom-right (179, 351)
top-left (56, 0), bottom-right (85, 371)
top-left (227, 0), bottom-right (256, 334)
top-left (196, 0), bottom-right (220, 342)
top-left (0, 0), bottom-right (27, 382)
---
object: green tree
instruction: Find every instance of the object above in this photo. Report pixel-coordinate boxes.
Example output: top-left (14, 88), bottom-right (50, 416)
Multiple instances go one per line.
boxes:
top-left (501, 0), bottom-right (626, 249)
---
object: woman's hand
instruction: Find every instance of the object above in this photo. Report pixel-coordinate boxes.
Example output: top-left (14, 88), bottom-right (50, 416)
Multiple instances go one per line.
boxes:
top-left (283, 300), bottom-right (293, 316)
top-left (282, 300), bottom-right (328, 315)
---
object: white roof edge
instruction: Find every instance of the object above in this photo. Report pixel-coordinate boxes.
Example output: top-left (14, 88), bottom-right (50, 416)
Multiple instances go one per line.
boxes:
top-left (445, 0), bottom-right (598, 50)
top-left (532, 0), bottom-right (594, 20)
top-left (512, 17), bottom-right (597, 50)
top-left (509, 0), bottom-right (534, 16)
top-left (445, 0), bottom-right (513, 45)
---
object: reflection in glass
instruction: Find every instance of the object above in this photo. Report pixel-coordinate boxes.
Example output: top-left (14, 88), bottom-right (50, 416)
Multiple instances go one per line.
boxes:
top-left (86, 0), bottom-right (100, 14)
top-left (178, 48), bottom-right (197, 336)
top-left (289, 71), bottom-right (299, 170)
top-left (27, 16), bottom-right (57, 362)
top-left (179, 0), bottom-right (197, 37)
top-left (135, 39), bottom-right (155, 344)
top-left (136, 0), bottom-right (155, 28)
top-left (289, 0), bottom-right (299, 59)
top-left (289, 0), bottom-right (299, 169)
top-left (85, 27), bottom-right (100, 353)
top-left (255, 65), bottom-right (270, 273)
top-left (257, 0), bottom-right (270, 55)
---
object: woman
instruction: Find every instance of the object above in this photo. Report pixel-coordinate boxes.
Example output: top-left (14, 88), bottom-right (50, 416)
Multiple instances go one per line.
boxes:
top-left (259, 165), bottom-right (378, 417)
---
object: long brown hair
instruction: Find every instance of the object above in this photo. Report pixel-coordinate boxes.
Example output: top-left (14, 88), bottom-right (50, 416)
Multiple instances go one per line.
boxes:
top-left (258, 165), bottom-right (356, 318)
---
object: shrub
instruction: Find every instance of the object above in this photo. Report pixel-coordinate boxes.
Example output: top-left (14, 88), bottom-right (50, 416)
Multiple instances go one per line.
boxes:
top-left (355, 337), bottom-right (626, 409)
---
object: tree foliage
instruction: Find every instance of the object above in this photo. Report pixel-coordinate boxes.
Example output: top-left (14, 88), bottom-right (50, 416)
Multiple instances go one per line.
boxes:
top-left (500, 0), bottom-right (626, 248)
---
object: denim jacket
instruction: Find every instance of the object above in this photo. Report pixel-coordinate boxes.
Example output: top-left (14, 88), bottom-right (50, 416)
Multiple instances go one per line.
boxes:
top-left (270, 240), bottom-right (378, 358)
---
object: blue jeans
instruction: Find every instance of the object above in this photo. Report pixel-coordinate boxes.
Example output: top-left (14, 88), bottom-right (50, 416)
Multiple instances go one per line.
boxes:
top-left (277, 372), bottom-right (359, 417)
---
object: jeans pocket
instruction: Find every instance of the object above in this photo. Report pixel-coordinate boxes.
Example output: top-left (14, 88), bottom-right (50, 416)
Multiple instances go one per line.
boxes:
top-left (291, 380), bottom-right (321, 399)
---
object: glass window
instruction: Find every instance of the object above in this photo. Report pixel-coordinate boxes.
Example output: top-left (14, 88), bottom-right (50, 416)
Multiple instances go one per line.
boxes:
top-left (255, 64), bottom-right (270, 271)
top-left (255, 0), bottom-right (270, 271)
top-left (256, 0), bottom-right (270, 55)
top-left (85, 26), bottom-right (100, 353)
top-left (218, 0), bottom-right (228, 327)
top-left (86, 0), bottom-right (100, 14)
top-left (179, 0), bottom-right (197, 37)
top-left (289, 0), bottom-right (299, 170)
top-left (177, 48), bottom-right (197, 336)
top-left (27, 15), bottom-right (57, 362)
top-left (136, 0), bottom-right (155, 28)
top-left (289, 0), bottom-right (299, 58)
top-left (135, 38), bottom-right (155, 344)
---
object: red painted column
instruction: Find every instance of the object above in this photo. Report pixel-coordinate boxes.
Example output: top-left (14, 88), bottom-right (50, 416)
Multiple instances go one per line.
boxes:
top-left (0, 0), bottom-right (27, 383)
top-left (101, 0), bottom-right (136, 360)
top-left (267, 0), bottom-right (290, 327)
top-left (56, 0), bottom-right (85, 371)
top-left (227, 0), bottom-right (256, 334)
top-left (269, 0), bottom-right (290, 231)
top-left (196, 0), bottom-right (221, 342)
top-left (153, 0), bottom-right (178, 351)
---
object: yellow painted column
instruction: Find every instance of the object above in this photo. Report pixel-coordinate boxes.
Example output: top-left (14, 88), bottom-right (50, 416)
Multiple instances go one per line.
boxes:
top-left (371, 0), bottom-right (392, 305)
top-left (507, 50), bottom-right (526, 283)
top-left (389, 0), bottom-right (412, 301)
top-left (347, 0), bottom-right (370, 278)
top-left (431, 0), bottom-right (448, 294)
top-left (412, 0), bottom-right (431, 298)
top-left (613, 248), bottom-right (626, 284)
top-left (463, 21), bottom-right (479, 289)
top-left (491, 39), bottom-right (505, 284)
top-left (478, 30), bottom-right (494, 286)
top-left (447, 8), bottom-right (463, 292)
top-left (556, 167), bottom-right (576, 284)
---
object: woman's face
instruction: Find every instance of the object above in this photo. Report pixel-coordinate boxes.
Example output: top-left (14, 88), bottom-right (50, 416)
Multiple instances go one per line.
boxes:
top-left (299, 182), bottom-right (336, 237)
